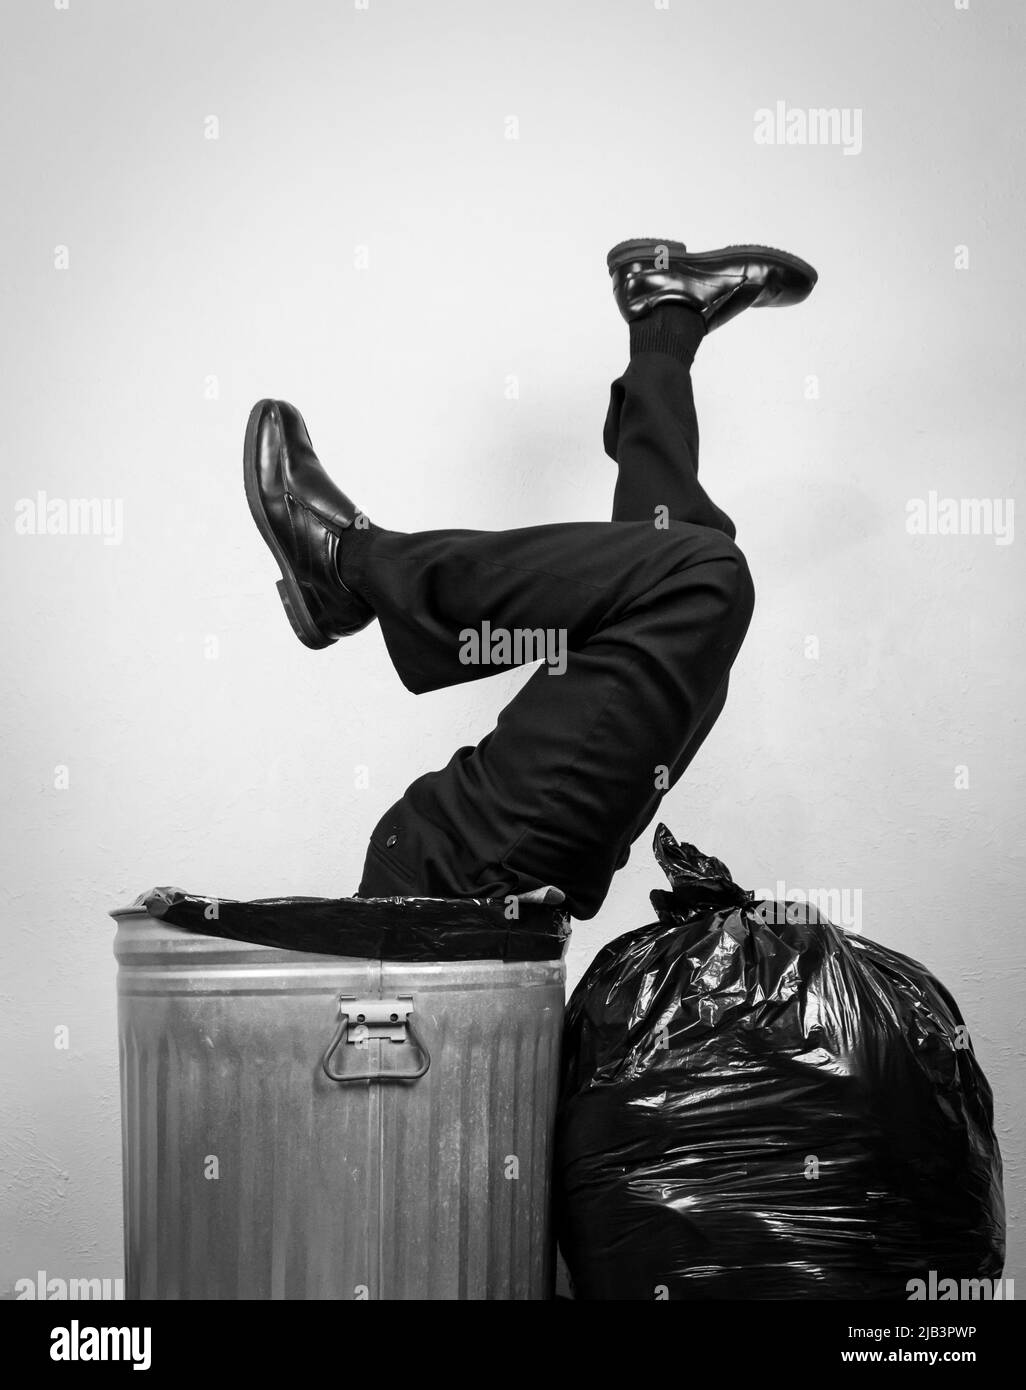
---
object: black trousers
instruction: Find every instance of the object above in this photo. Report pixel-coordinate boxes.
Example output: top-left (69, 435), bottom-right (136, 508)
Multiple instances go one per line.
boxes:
top-left (341, 321), bottom-right (754, 919)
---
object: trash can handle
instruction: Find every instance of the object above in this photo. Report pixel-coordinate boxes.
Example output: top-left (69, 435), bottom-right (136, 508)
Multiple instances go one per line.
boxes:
top-left (321, 995), bottom-right (431, 1084)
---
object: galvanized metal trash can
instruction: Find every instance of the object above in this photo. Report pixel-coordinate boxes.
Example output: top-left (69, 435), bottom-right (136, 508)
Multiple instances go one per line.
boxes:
top-left (111, 892), bottom-right (567, 1300)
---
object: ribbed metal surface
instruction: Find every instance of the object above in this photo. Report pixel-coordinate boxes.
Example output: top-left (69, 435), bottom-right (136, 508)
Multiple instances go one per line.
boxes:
top-left (113, 912), bottom-right (564, 1300)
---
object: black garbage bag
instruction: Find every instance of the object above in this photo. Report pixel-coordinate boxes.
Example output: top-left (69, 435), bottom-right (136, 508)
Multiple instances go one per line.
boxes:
top-left (555, 826), bottom-right (1005, 1300)
top-left (130, 887), bottom-right (568, 962)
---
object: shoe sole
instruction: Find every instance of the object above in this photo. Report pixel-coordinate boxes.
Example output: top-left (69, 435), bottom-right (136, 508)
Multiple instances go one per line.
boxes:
top-left (243, 399), bottom-right (335, 650)
top-left (607, 239), bottom-right (818, 286)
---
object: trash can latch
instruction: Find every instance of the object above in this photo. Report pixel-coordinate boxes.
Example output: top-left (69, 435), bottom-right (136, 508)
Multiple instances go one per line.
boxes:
top-left (321, 995), bottom-right (431, 1083)
top-left (343, 997), bottom-right (413, 1042)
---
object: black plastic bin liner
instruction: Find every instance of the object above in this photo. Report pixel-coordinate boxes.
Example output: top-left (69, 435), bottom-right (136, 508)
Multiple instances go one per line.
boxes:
top-left (556, 826), bottom-right (1005, 1300)
top-left (132, 887), bottom-right (569, 963)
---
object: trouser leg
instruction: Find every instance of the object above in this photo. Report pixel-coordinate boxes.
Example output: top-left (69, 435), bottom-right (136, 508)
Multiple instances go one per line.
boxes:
top-left (605, 305), bottom-right (736, 537)
top-left (603, 309), bottom-right (741, 838)
top-left (348, 306), bottom-right (752, 918)
top-left (346, 519), bottom-right (751, 917)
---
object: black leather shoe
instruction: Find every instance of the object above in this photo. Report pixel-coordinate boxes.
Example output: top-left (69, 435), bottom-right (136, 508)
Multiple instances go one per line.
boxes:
top-left (243, 399), bottom-right (375, 649)
top-left (608, 239), bottom-right (818, 333)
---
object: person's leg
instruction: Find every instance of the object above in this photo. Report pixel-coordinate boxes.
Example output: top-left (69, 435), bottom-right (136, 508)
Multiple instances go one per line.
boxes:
top-left (603, 304), bottom-right (741, 841)
top-left (345, 515), bottom-right (752, 917)
top-left (245, 243), bottom-right (816, 917)
top-left (349, 308), bottom-right (749, 916)
top-left (605, 304), bottom-right (736, 536)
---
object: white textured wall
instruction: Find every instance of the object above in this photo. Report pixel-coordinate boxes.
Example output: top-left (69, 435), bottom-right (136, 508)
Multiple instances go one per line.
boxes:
top-left (2, 0), bottom-right (1022, 1294)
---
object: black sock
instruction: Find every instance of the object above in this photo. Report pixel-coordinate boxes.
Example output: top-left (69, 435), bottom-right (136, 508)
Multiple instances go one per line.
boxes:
top-left (334, 515), bottom-right (379, 601)
top-left (629, 302), bottom-right (706, 366)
